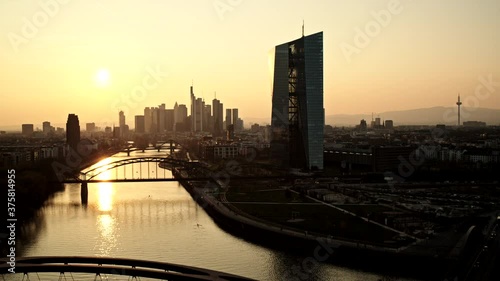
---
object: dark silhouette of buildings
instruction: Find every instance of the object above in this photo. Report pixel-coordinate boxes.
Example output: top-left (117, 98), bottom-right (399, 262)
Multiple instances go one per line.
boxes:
top-left (21, 124), bottom-right (34, 136)
top-left (212, 98), bottom-right (224, 136)
top-left (232, 108), bottom-right (239, 132)
top-left (270, 31), bottom-right (324, 170)
top-left (85, 123), bottom-right (96, 133)
top-left (359, 119), bottom-right (367, 130)
top-left (119, 111), bottom-right (127, 137)
top-left (174, 103), bottom-right (188, 132)
top-left (135, 115), bottom-right (145, 134)
top-left (225, 108), bottom-right (232, 130)
top-left (384, 120), bottom-right (394, 129)
top-left (66, 114), bottom-right (80, 150)
top-left (42, 121), bottom-right (54, 135)
top-left (463, 121), bottom-right (486, 127)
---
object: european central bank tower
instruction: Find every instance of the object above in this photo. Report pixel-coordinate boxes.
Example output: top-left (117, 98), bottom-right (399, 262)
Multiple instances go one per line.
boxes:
top-left (270, 31), bottom-right (324, 170)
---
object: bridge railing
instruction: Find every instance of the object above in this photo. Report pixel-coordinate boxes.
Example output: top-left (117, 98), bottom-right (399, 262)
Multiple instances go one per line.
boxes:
top-left (1, 256), bottom-right (255, 281)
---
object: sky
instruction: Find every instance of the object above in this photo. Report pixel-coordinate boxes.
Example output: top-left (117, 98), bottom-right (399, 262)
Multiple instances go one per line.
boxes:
top-left (0, 0), bottom-right (499, 128)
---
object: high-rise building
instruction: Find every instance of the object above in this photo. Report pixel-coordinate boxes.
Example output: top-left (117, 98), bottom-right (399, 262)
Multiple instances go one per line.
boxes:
top-left (119, 111), bottom-right (126, 128)
top-left (175, 104), bottom-right (188, 131)
top-left (119, 111), bottom-right (126, 137)
top-left (203, 104), bottom-right (212, 133)
top-left (174, 102), bottom-right (179, 126)
top-left (135, 115), bottom-right (145, 134)
top-left (158, 104), bottom-right (166, 133)
top-left (144, 107), bottom-right (152, 133)
top-left (121, 125), bottom-right (129, 137)
top-left (195, 98), bottom-right (204, 132)
top-left (236, 118), bottom-right (244, 132)
top-left (86, 123), bottom-right (96, 133)
top-left (190, 86), bottom-right (197, 132)
top-left (165, 109), bottom-right (174, 131)
top-left (232, 108), bottom-right (239, 132)
top-left (22, 124), bottom-right (34, 136)
top-left (42, 121), bottom-right (51, 135)
top-left (384, 120), bottom-right (394, 130)
top-left (66, 114), bottom-right (80, 150)
top-left (151, 107), bottom-right (159, 133)
top-left (212, 98), bottom-right (224, 136)
top-left (189, 86), bottom-right (206, 132)
top-left (225, 109), bottom-right (232, 130)
top-left (270, 31), bottom-right (324, 170)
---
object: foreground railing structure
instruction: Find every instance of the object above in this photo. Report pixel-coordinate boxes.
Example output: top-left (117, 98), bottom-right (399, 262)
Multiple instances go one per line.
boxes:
top-left (0, 256), bottom-right (255, 281)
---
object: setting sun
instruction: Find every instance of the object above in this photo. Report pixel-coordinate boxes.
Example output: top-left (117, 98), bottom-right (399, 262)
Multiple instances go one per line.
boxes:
top-left (95, 69), bottom-right (110, 87)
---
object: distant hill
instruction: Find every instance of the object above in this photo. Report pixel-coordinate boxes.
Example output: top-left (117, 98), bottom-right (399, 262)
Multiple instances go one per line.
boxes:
top-left (245, 107), bottom-right (500, 127)
top-left (326, 107), bottom-right (500, 126)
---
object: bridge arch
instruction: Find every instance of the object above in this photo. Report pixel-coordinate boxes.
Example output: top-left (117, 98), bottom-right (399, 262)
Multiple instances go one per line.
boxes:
top-left (123, 139), bottom-right (182, 155)
top-left (80, 157), bottom-right (196, 181)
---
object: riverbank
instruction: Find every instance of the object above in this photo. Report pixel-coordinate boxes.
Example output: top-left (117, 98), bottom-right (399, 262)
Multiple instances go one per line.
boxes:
top-left (172, 167), bottom-right (453, 280)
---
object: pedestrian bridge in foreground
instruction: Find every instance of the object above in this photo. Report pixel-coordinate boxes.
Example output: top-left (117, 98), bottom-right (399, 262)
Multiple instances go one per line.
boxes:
top-left (0, 256), bottom-right (255, 280)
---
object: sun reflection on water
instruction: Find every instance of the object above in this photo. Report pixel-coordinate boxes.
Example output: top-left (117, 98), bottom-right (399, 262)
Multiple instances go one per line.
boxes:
top-left (95, 180), bottom-right (117, 256)
top-left (97, 182), bottom-right (113, 212)
top-left (95, 213), bottom-right (117, 256)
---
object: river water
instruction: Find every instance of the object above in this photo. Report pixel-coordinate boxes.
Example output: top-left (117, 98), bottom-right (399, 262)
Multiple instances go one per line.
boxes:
top-left (13, 151), bottom-right (417, 281)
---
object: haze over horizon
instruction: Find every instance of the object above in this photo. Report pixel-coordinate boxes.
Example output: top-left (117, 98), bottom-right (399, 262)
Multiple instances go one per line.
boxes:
top-left (1, 0), bottom-right (499, 127)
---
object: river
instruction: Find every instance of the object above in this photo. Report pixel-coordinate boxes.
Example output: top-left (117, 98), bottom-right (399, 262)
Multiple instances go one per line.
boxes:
top-left (13, 151), bottom-right (418, 281)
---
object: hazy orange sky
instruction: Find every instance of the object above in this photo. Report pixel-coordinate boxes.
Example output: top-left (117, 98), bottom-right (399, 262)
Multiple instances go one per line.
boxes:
top-left (1, 0), bottom-right (499, 128)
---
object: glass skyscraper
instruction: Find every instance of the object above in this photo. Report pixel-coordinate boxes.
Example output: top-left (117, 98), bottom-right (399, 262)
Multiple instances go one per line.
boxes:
top-left (270, 31), bottom-right (324, 170)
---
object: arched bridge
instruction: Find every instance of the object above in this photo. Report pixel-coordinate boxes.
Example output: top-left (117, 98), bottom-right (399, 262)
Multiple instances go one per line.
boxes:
top-left (123, 139), bottom-right (182, 156)
top-left (0, 256), bottom-right (255, 280)
top-left (80, 157), bottom-right (197, 181)
top-left (74, 157), bottom-right (201, 205)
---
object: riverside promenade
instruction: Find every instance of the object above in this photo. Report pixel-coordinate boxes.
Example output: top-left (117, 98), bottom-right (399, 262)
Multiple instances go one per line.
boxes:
top-left (172, 167), bottom-right (444, 257)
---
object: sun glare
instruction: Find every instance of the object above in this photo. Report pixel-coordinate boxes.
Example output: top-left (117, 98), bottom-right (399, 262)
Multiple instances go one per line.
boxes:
top-left (95, 69), bottom-right (110, 87)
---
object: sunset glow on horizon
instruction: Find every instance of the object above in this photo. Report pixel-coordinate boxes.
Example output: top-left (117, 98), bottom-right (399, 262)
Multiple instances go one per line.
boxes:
top-left (1, 0), bottom-right (499, 128)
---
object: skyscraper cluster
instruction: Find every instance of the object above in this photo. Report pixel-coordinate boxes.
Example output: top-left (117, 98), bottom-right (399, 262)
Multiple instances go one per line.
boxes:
top-left (139, 104), bottom-right (177, 134)
top-left (129, 85), bottom-right (243, 137)
top-left (190, 86), bottom-right (243, 135)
